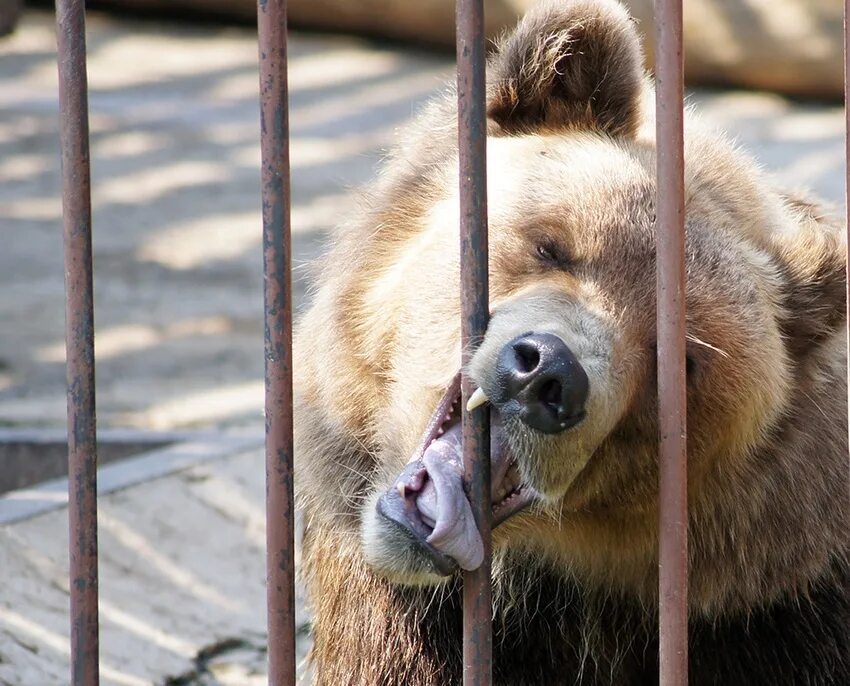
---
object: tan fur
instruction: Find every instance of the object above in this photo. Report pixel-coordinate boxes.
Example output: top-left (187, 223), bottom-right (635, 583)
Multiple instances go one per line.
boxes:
top-left (294, 1), bottom-right (849, 682)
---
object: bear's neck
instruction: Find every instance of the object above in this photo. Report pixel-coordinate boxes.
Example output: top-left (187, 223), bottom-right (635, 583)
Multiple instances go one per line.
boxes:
top-left (688, 331), bottom-right (848, 615)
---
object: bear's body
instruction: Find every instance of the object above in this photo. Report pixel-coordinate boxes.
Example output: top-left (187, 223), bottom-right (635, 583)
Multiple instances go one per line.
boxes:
top-left (294, 1), bottom-right (849, 683)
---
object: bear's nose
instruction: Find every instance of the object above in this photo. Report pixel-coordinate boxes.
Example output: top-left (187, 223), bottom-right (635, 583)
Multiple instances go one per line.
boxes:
top-left (495, 332), bottom-right (589, 434)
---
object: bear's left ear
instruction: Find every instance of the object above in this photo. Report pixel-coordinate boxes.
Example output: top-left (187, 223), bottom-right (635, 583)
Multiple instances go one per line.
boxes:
top-left (487, 0), bottom-right (644, 137)
top-left (770, 200), bottom-right (846, 357)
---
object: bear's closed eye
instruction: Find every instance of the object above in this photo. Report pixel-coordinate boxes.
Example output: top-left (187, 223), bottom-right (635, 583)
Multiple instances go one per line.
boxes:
top-left (650, 344), bottom-right (699, 379)
top-left (535, 241), bottom-right (572, 271)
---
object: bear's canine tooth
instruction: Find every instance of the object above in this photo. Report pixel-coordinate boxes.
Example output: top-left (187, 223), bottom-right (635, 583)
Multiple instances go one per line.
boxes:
top-left (466, 387), bottom-right (489, 412)
top-left (396, 482), bottom-right (406, 498)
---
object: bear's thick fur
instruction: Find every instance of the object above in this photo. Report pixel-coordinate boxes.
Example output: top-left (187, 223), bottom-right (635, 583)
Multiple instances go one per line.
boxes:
top-left (293, 1), bottom-right (850, 683)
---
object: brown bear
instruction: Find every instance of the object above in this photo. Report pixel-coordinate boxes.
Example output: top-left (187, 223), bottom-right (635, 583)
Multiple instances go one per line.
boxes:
top-left (293, 0), bottom-right (850, 683)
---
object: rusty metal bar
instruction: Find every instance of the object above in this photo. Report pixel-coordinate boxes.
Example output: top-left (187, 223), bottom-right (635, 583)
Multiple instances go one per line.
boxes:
top-left (457, 0), bottom-right (492, 683)
top-left (844, 0), bottom-right (850, 498)
top-left (56, 1), bottom-right (99, 684)
top-left (655, 0), bottom-right (688, 683)
top-left (258, 1), bottom-right (296, 684)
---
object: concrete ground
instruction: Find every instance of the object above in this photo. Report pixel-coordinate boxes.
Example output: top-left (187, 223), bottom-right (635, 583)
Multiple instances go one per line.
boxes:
top-left (0, 8), bottom-right (845, 685)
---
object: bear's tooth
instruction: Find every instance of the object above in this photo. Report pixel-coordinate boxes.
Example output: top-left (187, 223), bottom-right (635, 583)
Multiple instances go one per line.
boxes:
top-left (396, 482), bottom-right (406, 498)
top-left (466, 387), bottom-right (489, 412)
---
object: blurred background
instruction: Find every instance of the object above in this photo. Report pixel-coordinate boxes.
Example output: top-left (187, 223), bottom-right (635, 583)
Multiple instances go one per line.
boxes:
top-left (0, 1), bottom-right (845, 684)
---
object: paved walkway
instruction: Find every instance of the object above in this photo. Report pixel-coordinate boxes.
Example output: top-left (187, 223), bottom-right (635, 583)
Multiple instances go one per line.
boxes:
top-left (0, 8), bottom-right (845, 685)
top-left (0, 444), bottom-right (311, 685)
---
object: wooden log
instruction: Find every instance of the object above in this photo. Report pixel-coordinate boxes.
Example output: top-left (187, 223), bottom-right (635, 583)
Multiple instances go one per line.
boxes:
top-left (88, 0), bottom-right (845, 98)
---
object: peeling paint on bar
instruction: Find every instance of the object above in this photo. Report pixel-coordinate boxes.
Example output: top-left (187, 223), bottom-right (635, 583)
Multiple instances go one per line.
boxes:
top-left (55, 1), bottom-right (99, 684)
top-left (257, 1), bottom-right (297, 684)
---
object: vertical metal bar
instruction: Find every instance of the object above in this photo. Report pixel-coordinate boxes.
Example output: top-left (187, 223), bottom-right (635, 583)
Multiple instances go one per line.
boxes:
top-left (457, 0), bottom-right (492, 684)
top-left (834, 19), bottom-right (850, 686)
top-left (56, 1), bottom-right (99, 684)
top-left (655, 0), bottom-right (688, 684)
top-left (258, 1), bottom-right (296, 684)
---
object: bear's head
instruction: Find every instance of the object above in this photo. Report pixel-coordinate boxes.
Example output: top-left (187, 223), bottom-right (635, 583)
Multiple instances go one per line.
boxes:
top-left (346, 0), bottom-right (846, 597)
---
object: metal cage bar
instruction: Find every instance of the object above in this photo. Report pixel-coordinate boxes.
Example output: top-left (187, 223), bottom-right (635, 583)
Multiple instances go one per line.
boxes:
top-left (456, 0), bottom-right (492, 683)
top-left (258, 1), bottom-right (297, 684)
top-left (56, 1), bottom-right (100, 684)
top-left (654, 0), bottom-right (689, 683)
top-left (49, 0), bottom-right (703, 683)
top-left (844, 0), bottom-right (850, 496)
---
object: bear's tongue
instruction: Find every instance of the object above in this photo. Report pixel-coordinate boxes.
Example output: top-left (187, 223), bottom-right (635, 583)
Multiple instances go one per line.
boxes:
top-left (414, 422), bottom-right (484, 571)
top-left (379, 397), bottom-right (533, 575)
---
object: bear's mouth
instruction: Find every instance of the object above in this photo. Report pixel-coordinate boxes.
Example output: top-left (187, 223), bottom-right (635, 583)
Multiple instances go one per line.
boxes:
top-left (376, 373), bottom-right (539, 575)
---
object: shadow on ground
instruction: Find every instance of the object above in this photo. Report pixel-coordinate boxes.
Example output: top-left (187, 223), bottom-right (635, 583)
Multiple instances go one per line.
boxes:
top-left (0, 10), bottom-right (450, 431)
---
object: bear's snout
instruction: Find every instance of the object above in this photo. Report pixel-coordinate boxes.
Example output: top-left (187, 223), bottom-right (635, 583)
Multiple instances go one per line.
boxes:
top-left (494, 333), bottom-right (589, 434)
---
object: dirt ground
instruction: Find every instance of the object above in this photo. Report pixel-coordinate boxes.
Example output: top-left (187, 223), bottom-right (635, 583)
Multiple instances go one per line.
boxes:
top-left (0, 8), bottom-right (846, 686)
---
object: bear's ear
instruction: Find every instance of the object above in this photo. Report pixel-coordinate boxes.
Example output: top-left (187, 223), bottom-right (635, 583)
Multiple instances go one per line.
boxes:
top-left (770, 200), bottom-right (847, 358)
top-left (487, 0), bottom-right (644, 137)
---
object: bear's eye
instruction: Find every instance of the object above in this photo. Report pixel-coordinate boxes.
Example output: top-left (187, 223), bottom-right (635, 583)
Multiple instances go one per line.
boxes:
top-left (535, 242), bottom-right (571, 270)
top-left (651, 344), bottom-right (699, 381)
